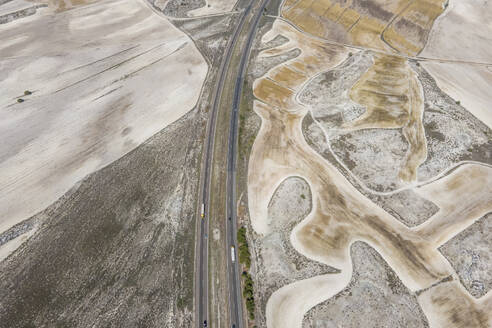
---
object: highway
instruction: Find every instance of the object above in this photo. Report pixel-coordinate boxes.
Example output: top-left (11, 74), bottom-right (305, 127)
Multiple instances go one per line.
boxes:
top-left (226, 0), bottom-right (270, 328)
top-left (194, 2), bottom-right (252, 328)
top-left (195, 0), bottom-right (269, 327)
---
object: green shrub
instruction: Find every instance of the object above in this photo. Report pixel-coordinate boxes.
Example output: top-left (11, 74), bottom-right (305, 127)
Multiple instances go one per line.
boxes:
top-left (176, 297), bottom-right (186, 309)
top-left (237, 227), bottom-right (247, 244)
top-left (242, 271), bottom-right (256, 321)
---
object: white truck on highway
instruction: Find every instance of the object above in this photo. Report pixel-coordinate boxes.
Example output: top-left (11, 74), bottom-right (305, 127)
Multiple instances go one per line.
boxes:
top-left (201, 203), bottom-right (205, 219)
top-left (231, 246), bottom-right (236, 262)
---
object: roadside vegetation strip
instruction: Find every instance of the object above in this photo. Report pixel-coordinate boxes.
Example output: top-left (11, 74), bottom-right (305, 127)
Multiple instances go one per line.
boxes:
top-left (237, 226), bottom-right (255, 320)
top-left (242, 271), bottom-right (256, 320)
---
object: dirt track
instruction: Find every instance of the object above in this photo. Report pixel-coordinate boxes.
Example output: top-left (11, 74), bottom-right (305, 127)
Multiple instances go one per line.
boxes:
top-left (247, 1), bottom-right (492, 326)
top-left (0, 0), bottom-right (207, 238)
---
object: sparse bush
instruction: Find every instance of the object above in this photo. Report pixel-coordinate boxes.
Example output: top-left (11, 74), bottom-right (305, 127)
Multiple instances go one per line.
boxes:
top-left (24, 90), bottom-right (32, 96)
top-left (238, 245), bottom-right (251, 268)
top-left (17, 98), bottom-right (24, 103)
top-left (237, 227), bottom-right (247, 244)
top-left (246, 297), bottom-right (255, 318)
top-left (456, 100), bottom-right (461, 105)
top-left (243, 289), bottom-right (253, 299)
top-left (242, 271), bottom-right (256, 321)
top-left (300, 194), bottom-right (305, 199)
top-left (238, 229), bottom-right (255, 321)
top-left (176, 297), bottom-right (186, 309)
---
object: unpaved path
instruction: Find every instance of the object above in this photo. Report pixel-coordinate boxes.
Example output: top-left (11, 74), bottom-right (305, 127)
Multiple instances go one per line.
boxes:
top-left (248, 9), bottom-right (492, 328)
top-left (187, 0), bottom-right (238, 17)
top-left (0, 0), bottom-right (207, 236)
top-left (420, 0), bottom-right (492, 129)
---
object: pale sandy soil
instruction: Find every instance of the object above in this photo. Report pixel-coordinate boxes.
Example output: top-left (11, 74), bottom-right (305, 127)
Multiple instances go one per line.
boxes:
top-left (0, 0), bottom-right (207, 236)
top-left (418, 279), bottom-right (492, 327)
top-left (273, 0), bottom-right (440, 186)
top-left (420, 62), bottom-right (492, 129)
top-left (267, 269), bottom-right (351, 328)
top-left (0, 107), bottom-right (203, 327)
top-left (248, 7), bottom-right (492, 327)
top-left (414, 164), bottom-right (492, 248)
top-left (187, 0), bottom-right (237, 17)
top-left (342, 53), bottom-right (427, 183)
top-left (420, 0), bottom-right (492, 129)
top-left (420, 0), bottom-right (492, 63)
top-left (440, 213), bottom-right (492, 298)
top-left (302, 242), bottom-right (430, 327)
top-left (0, 0), bottom-right (35, 14)
top-left (0, 228), bottom-right (36, 262)
top-left (280, 0), bottom-right (447, 56)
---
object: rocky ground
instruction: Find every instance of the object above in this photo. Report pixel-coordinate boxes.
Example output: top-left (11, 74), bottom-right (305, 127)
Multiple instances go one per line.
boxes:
top-left (0, 0), bottom-right (237, 326)
top-left (240, 0), bottom-right (492, 327)
top-left (241, 177), bottom-right (339, 327)
top-left (0, 0), bottom-right (208, 237)
top-left (0, 107), bottom-right (202, 328)
top-left (303, 242), bottom-right (429, 328)
top-left (440, 213), bottom-right (492, 299)
top-left (299, 51), bottom-right (491, 193)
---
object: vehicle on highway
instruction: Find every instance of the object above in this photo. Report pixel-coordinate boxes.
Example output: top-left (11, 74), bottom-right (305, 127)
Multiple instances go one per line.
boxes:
top-left (201, 203), bottom-right (205, 219)
top-left (231, 246), bottom-right (236, 263)
top-left (203, 320), bottom-right (207, 327)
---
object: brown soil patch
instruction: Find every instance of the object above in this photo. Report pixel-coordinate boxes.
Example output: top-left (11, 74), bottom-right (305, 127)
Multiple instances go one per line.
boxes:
top-left (281, 0), bottom-right (446, 56)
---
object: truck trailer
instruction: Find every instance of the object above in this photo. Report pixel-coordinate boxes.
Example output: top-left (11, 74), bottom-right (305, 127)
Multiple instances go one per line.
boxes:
top-left (231, 246), bottom-right (236, 262)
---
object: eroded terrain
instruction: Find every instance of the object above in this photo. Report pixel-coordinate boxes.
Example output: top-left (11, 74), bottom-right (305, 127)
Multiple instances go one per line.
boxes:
top-left (245, 0), bottom-right (492, 327)
top-left (0, 0), bottom-right (207, 238)
top-left (0, 0), bottom-right (239, 326)
top-left (0, 109), bottom-right (202, 327)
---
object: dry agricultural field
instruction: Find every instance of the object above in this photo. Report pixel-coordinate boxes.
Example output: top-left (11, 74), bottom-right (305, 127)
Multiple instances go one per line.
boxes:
top-left (245, 0), bottom-right (492, 327)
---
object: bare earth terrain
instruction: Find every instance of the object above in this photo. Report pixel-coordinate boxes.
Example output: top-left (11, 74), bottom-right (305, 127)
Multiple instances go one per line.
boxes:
top-left (244, 0), bottom-right (492, 327)
top-left (0, 0), bottom-right (207, 238)
top-left (0, 109), bottom-right (202, 327)
top-left (1, 0), bottom-right (491, 327)
top-left (0, 0), bottom-right (239, 326)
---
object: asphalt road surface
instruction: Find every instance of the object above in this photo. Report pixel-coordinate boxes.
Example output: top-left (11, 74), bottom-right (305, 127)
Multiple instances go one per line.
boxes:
top-left (195, 0), bottom-right (269, 327)
top-left (226, 0), bottom-right (270, 327)
top-left (195, 3), bottom-right (253, 328)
